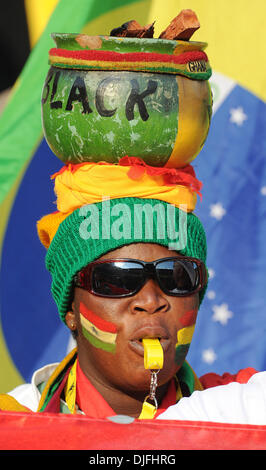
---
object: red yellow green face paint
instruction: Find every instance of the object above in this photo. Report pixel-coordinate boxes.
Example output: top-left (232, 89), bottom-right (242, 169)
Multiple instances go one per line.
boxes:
top-left (179, 308), bottom-right (197, 327)
top-left (79, 302), bottom-right (117, 354)
top-left (175, 309), bottom-right (197, 366)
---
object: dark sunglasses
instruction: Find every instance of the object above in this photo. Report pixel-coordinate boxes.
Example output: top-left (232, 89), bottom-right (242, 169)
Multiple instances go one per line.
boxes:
top-left (74, 257), bottom-right (207, 298)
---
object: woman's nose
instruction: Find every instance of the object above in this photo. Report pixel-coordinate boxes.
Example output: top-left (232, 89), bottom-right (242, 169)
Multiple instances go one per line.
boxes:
top-left (129, 279), bottom-right (169, 314)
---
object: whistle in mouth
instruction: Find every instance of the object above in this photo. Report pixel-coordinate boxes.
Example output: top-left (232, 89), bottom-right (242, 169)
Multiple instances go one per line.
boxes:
top-left (142, 338), bottom-right (164, 369)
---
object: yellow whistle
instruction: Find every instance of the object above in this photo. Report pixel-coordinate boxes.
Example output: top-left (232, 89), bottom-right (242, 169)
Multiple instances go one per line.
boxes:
top-left (142, 338), bottom-right (164, 370)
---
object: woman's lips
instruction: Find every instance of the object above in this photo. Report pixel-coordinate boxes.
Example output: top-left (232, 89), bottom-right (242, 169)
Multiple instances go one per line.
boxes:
top-left (128, 326), bottom-right (171, 358)
top-left (129, 338), bottom-right (171, 357)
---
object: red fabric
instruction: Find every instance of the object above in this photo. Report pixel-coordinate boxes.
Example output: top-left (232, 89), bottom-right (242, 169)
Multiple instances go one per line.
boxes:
top-left (76, 359), bottom-right (115, 419)
top-left (1, 411), bottom-right (265, 450)
top-left (119, 156), bottom-right (202, 196)
top-left (200, 367), bottom-right (258, 389)
top-left (49, 48), bottom-right (208, 65)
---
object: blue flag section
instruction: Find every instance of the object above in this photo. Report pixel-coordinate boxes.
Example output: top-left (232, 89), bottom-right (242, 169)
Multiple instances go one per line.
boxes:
top-left (188, 74), bottom-right (266, 377)
top-left (0, 72), bottom-right (265, 383)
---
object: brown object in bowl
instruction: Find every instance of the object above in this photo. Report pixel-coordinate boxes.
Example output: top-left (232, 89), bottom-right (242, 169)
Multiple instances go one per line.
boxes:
top-left (159, 9), bottom-right (200, 40)
top-left (110, 20), bottom-right (155, 38)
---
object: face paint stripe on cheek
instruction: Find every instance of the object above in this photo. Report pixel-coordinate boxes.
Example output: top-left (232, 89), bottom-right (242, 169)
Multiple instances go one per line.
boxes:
top-left (79, 302), bottom-right (118, 354)
top-left (177, 324), bottom-right (195, 344)
top-left (81, 325), bottom-right (116, 353)
top-left (80, 314), bottom-right (117, 345)
top-left (179, 309), bottom-right (197, 327)
top-left (175, 324), bottom-right (195, 366)
top-left (175, 344), bottom-right (190, 366)
top-left (80, 302), bottom-right (117, 333)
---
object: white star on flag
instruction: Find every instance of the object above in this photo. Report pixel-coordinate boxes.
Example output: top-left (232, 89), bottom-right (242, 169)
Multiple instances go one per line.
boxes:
top-left (207, 290), bottom-right (216, 300)
top-left (212, 303), bottom-right (233, 325)
top-left (209, 72), bottom-right (236, 114)
top-left (202, 348), bottom-right (217, 364)
top-left (229, 106), bottom-right (248, 126)
top-left (208, 268), bottom-right (215, 279)
top-left (210, 202), bottom-right (226, 220)
top-left (260, 186), bottom-right (266, 196)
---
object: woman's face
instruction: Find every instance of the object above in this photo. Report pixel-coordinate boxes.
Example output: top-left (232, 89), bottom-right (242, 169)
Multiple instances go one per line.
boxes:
top-left (67, 243), bottom-right (199, 395)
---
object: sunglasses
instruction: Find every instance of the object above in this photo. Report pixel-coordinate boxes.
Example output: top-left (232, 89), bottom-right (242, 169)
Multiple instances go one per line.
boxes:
top-left (74, 257), bottom-right (207, 298)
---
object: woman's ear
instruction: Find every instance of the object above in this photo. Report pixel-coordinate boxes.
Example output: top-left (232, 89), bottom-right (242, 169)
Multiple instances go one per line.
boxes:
top-left (65, 303), bottom-right (77, 332)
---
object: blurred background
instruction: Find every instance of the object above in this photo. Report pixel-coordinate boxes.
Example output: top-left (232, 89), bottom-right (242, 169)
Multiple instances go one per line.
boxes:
top-left (0, 0), bottom-right (265, 392)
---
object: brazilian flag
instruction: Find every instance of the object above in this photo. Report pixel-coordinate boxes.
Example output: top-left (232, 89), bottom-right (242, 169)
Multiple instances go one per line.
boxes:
top-left (0, 0), bottom-right (265, 393)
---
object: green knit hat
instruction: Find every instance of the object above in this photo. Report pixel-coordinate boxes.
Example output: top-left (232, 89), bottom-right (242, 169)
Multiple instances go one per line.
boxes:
top-left (45, 197), bottom-right (207, 323)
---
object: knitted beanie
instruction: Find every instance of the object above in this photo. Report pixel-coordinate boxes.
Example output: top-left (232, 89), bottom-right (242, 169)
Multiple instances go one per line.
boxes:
top-left (45, 197), bottom-right (207, 323)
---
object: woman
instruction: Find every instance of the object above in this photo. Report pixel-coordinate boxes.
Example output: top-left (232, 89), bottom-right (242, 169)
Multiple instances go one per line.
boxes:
top-left (2, 197), bottom-right (210, 417)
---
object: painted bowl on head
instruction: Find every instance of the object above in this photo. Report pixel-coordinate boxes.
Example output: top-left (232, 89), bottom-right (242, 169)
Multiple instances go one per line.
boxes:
top-left (41, 33), bottom-right (212, 168)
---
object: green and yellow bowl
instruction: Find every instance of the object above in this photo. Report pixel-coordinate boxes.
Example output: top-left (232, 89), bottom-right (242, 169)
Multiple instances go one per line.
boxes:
top-left (41, 33), bottom-right (212, 168)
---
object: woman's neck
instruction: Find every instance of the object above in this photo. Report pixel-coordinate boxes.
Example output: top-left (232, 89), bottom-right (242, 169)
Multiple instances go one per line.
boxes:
top-left (77, 357), bottom-right (169, 418)
top-left (90, 374), bottom-right (169, 417)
